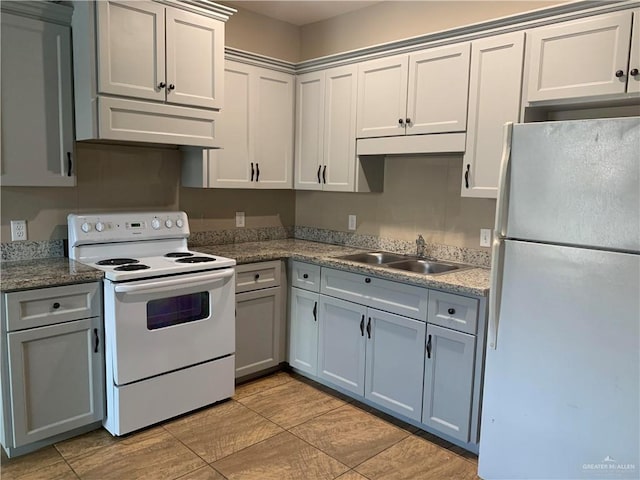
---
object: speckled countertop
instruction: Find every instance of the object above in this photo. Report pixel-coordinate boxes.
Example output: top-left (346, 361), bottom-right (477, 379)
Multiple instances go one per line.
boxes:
top-left (0, 239), bottom-right (490, 296)
top-left (193, 239), bottom-right (490, 297)
top-left (1, 257), bottom-right (104, 292)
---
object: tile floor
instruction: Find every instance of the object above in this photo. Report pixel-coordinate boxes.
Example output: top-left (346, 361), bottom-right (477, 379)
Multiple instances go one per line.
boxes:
top-left (1, 371), bottom-right (479, 480)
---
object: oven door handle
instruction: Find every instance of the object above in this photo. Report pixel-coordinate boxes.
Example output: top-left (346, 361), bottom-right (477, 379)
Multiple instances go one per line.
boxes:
top-left (113, 268), bottom-right (234, 295)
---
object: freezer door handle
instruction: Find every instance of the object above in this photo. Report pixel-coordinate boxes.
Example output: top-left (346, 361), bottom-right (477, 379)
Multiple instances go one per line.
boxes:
top-left (494, 122), bottom-right (513, 237)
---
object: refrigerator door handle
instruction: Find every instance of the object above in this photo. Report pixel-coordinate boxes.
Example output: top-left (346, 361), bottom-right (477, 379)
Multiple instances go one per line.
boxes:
top-left (494, 122), bottom-right (514, 237)
top-left (488, 122), bottom-right (513, 350)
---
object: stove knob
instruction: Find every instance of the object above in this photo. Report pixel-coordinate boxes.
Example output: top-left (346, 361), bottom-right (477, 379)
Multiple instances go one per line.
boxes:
top-left (176, 218), bottom-right (184, 228)
top-left (95, 222), bottom-right (105, 232)
top-left (165, 219), bottom-right (173, 228)
top-left (81, 222), bottom-right (92, 233)
top-left (151, 218), bottom-right (161, 230)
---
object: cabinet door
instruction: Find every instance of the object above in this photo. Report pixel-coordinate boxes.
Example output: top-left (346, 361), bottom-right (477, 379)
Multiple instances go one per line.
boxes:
top-left (165, 7), bottom-right (223, 109)
top-left (356, 55), bottom-right (409, 138)
top-left (97, 1), bottom-right (165, 101)
top-left (294, 71), bottom-right (325, 190)
top-left (364, 309), bottom-right (426, 421)
top-left (323, 65), bottom-right (358, 192)
top-left (208, 61), bottom-right (253, 188)
top-left (1, 13), bottom-right (75, 187)
top-left (422, 324), bottom-right (475, 442)
top-left (7, 317), bottom-right (104, 447)
top-left (289, 288), bottom-right (319, 376)
top-left (235, 287), bottom-right (282, 378)
top-left (254, 68), bottom-right (294, 189)
top-left (318, 295), bottom-right (366, 396)
top-left (462, 32), bottom-right (524, 199)
top-left (627, 10), bottom-right (640, 94)
top-left (526, 11), bottom-right (633, 102)
top-left (406, 44), bottom-right (470, 135)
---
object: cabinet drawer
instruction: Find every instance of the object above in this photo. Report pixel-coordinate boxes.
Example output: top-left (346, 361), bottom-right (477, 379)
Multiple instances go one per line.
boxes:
top-left (235, 261), bottom-right (281, 293)
top-left (290, 261), bottom-right (321, 292)
top-left (427, 290), bottom-right (478, 334)
top-left (321, 267), bottom-right (428, 321)
top-left (4, 282), bottom-right (101, 332)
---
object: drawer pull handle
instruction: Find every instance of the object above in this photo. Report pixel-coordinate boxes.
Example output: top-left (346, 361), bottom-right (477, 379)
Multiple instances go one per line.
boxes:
top-left (254, 274), bottom-right (260, 280)
top-left (365, 278), bottom-right (371, 284)
top-left (366, 317), bottom-right (371, 339)
top-left (426, 334), bottom-right (432, 359)
top-left (93, 328), bottom-right (100, 353)
top-left (313, 301), bottom-right (317, 322)
top-left (303, 273), bottom-right (309, 279)
top-left (447, 308), bottom-right (456, 315)
top-left (53, 302), bottom-right (61, 309)
top-left (360, 315), bottom-right (365, 336)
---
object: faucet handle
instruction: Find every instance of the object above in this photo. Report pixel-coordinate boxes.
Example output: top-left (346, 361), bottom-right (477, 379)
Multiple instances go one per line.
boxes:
top-left (416, 234), bottom-right (425, 243)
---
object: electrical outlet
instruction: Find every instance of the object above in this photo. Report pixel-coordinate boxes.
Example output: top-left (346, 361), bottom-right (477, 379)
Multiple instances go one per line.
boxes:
top-left (235, 212), bottom-right (245, 228)
top-left (348, 215), bottom-right (357, 231)
top-left (480, 228), bottom-right (492, 247)
top-left (11, 220), bottom-right (27, 241)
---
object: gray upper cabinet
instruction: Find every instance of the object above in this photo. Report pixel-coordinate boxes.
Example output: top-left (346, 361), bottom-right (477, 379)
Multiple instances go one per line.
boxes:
top-left (0, 4), bottom-right (75, 187)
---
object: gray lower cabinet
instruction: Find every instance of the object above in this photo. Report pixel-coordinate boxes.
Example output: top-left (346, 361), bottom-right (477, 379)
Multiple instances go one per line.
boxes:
top-left (235, 261), bottom-right (284, 379)
top-left (317, 295), bottom-right (426, 421)
top-left (288, 287), bottom-right (319, 376)
top-left (1, 282), bottom-right (104, 457)
top-left (422, 324), bottom-right (476, 442)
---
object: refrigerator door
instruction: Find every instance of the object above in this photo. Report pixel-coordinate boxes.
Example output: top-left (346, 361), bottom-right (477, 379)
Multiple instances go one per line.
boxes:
top-left (506, 117), bottom-right (640, 252)
top-left (479, 240), bottom-right (639, 479)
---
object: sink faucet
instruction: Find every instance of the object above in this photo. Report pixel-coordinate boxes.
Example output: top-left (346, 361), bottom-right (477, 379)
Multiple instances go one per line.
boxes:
top-left (416, 234), bottom-right (426, 259)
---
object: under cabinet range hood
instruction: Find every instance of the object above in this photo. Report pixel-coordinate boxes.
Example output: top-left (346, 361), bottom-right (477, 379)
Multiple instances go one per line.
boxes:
top-left (356, 133), bottom-right (466, 156)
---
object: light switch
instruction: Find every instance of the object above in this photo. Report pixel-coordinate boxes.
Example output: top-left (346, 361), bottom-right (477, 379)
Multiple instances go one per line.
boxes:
top-left (236, 212), bottom-right (245, 228)
top-left (348, 215), bottom-right (357, 231)
top-left (480, 228), bottom-right (491, 247)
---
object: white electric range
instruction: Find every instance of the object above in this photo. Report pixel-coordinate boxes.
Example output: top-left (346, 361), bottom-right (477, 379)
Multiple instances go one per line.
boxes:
top-left (68, 211), bottom-right (236, 436)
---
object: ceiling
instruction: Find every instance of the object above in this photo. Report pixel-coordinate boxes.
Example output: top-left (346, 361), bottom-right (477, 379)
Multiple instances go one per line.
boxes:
top-left (222, 1), bottom-right (382, 26)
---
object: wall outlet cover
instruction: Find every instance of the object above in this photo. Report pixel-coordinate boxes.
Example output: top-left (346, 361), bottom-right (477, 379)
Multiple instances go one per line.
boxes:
top-left (235, 212), bottom-right (245, 228)
top-left (11, 220), bottom-right (27, 241)
top-left (480, 228), bottom-right (492, 247)
top-left (348, 215), bottom-right (357, 231)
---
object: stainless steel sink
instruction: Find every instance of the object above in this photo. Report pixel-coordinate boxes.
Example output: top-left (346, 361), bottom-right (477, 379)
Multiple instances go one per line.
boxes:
top-left (336, 252), bottom-right (407, 265)
top-left (385, 259), bottom-right (465, 275)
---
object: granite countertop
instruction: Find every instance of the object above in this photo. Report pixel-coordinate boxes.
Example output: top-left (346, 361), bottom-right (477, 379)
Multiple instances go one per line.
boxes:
top-left (0, 239), bottom-right (490, 296)
top-left (193, 239), bottom-right (491, 297)
top-left (1, 257), bottom-right (104, 292)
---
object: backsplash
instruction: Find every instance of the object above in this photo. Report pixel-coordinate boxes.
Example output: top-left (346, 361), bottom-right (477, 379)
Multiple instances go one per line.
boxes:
top-left (2, 226), bottom-right (490, 268)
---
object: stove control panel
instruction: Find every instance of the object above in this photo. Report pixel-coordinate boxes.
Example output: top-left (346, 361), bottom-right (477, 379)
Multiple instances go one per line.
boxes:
top-left (68, 212), bottom-right (190, 247)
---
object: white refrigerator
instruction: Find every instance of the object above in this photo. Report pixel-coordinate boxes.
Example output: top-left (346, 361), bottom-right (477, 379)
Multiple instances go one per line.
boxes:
top-left (479, 117), bottom-right (640, 479)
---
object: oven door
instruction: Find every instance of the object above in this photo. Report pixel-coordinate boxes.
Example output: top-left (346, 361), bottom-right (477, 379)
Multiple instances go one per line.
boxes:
top-left (105, 267), bottom-right (235, 386)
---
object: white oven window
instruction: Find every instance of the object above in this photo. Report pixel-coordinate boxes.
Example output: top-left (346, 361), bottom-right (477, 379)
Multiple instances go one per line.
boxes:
top-left (146, 292), bottom-right (210, 330)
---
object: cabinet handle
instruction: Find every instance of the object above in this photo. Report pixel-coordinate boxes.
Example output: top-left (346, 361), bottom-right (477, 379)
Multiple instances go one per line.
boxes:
top-left (365, 277), bottom-right (371, 284)
top-left (158, 82), bottom-right (166, 89)
top-left (93, 328), bottom-right (100, 353)
top-left (251, 162), bottom-right (255, 181)
top-left (313, 301), bottom-right (317, 322)
top-left (447, 307), bottom-right (456, 315)
top-left (256, 163), bottom-right (260, 182)
top-left (322, 165), bottom-right (327, 184)
top-left (405, 118), bottom-right (411, 125)
top-left (168, 83), bottom-right (176, 91)
top-left (464, 164), bottom-right (470, 189)
top-left (631, 68), bottom-right (639, 76)
top-left (303, 273), bottom-right (309, 279)
top-left (254, 273), bottom-right (260, 280)
top-left (52, 302), bottom-right (61, 309)
top-left (317, 165), bottom-right (322, 183)
top-left (426, 334), bottom-right (432, 359)
top-left (67, 152), bottom-right (72, 176)
top-left (615, 70), bottom-right (625, 78)
top-left (360, 315), bottom-right (365, 336)
top-left (398, 118), bottom-right (404, 126)
top-left (366, 317), bottom-right (371, 339)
